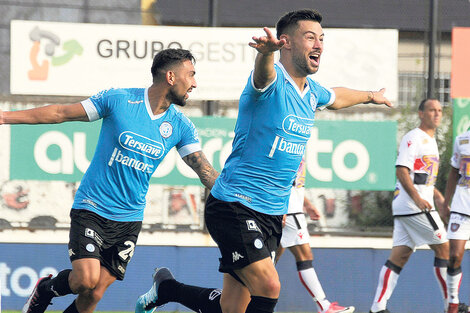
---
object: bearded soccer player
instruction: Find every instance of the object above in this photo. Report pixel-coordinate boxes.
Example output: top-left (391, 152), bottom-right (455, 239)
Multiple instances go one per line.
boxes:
top-left (1, 48), bottom-right (218, 313)
top-left (137, 9), bottom-right (391, 313)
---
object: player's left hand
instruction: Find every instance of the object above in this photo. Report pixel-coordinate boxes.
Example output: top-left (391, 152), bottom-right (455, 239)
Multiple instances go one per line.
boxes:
top-left (369, 88), bottom-right (393, 108)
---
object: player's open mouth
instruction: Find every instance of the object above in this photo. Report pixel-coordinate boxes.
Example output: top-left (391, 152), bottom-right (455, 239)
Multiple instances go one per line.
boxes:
top-left (309, 54), bottom-right (320, 66)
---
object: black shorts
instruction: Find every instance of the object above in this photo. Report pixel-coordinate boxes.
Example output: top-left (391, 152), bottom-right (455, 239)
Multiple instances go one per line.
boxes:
top-left (68, 209), bottom-right (142, 280)
top-left (204, 194), bottom-right (283, 276)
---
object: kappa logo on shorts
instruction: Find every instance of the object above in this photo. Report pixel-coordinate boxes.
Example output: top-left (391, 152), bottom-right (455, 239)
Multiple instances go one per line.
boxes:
top-left (246, 220), bottom-right (261, 233)
top-left (68, 249), bottom-right (75, 257)
top-left (232, 251), bottom-right (244, 262)
top-left (451, 223), bottom-right (461, 232)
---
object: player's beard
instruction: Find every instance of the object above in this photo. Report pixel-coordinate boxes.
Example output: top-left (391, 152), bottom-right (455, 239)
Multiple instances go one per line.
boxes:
top-left (292, 51), bottom-right (318, 76)
top-left (167, 88), bottom-right (187, 107)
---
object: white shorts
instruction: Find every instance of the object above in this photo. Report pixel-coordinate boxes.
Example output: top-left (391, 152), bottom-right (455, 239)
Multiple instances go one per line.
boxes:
top-left (393, 211), bottom-right (448, 250)
top-left (280, 213), bottom-right (310, 248)
top-left (447, 212), bottom-right (470, 240)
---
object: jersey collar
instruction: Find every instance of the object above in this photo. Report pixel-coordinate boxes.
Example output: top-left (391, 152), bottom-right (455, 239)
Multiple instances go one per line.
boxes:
top-left (276, 62), bottom-right (311, 98)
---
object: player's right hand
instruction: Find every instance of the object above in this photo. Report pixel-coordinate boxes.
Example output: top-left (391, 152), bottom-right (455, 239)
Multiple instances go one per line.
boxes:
top-left (249, 27), bottom-right (286, 55)
top-left (415, 197), bottom-right (432, 212)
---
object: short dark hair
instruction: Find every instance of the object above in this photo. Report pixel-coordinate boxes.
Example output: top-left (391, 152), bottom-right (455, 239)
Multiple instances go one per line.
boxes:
top-left (418, 98), bottom-right (438, 111)
top-left (151, 48), bottom-right (195, 79)
top-left (276, 9), bottom-right (323, 39)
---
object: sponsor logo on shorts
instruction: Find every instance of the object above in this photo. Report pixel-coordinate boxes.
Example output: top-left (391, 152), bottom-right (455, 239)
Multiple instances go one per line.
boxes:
top-left (86, 243), bottom-right (95, 252)
top-left (232, 251), bottom-right (244, 263)
top-left (451, 223), bottom-right (461, 232)
top-left (85, 228), bottom-right (104, 246)
top-left (254, 238), bottom-right (263, 249)
top-left (118, 265), bottom-right (126, 274)
top-left (246, 220), bottom-right (261, 233)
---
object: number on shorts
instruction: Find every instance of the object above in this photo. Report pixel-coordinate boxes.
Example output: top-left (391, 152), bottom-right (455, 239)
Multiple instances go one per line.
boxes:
top-left (118, 241), bottom-right (135, 261)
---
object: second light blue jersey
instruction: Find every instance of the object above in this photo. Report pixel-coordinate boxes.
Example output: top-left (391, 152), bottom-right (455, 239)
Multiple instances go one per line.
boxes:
top-left (72, 88), bottom-right (201, 222)
top-left (211, 63), bottom-right (334, 215)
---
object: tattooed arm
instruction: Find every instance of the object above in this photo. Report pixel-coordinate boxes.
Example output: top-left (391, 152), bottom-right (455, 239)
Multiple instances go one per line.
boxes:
top-left (182, 151), bottom-right (219, 190)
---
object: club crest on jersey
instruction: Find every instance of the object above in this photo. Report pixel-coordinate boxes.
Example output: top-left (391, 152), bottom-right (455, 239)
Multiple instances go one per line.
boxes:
top-left (282, 114), bottom-right (314, 139)
top-left (160, 122), bottom-right (173, 138)
top-left (119, 131), bottom-right (165, 159)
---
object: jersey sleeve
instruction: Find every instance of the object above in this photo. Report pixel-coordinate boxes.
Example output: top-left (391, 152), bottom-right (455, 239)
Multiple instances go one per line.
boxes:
top-left (450, 136), bottom-right (461, 170)
top-left (395, 132), bottom-right (416, 170)
top-left (309, 79), bottom-right (335, 110)
top-left (80, 89), bottom-right (115, 121)
top-left (243, 66), bottom-right (283, 101)
top-left (176, 116), bottom-right (202, 158)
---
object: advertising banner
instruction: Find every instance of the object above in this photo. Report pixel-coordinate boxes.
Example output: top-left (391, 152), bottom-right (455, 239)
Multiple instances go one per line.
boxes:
top-left (451, 28), bottom-right (470, 99)
top-left (0, 243), bottom-right (465, 313)
top-left (453, 98), bottom-right (470, 139)
top-left (451, 27), bottom-right (470, 139)
top-left (11, 20), bottom-right (398, 101)
top-left (9, 117), bottom-right (396, 190)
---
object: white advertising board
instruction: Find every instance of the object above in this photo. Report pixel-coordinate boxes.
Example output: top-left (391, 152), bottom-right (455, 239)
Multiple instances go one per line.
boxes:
top-left (11, 20), bottom-right (397, 101)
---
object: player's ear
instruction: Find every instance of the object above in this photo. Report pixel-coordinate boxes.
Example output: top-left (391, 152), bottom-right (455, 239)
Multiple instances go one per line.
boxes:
top-left (166, 71), bottom-right (176, 86)
top-left (279, 34), bottom-right (290, 49)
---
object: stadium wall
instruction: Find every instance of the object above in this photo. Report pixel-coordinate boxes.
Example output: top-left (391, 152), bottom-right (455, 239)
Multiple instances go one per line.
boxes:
top-left (1, 243), bottom-right (469, 313)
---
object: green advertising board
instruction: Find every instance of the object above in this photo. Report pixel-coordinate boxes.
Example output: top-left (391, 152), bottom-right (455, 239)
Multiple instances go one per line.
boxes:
top-left (10, 121), bottom-right (101, 182)
top-left (453, 98), bottom-right (470, 139)
top-left (10, 117), bottom-right (397, 190)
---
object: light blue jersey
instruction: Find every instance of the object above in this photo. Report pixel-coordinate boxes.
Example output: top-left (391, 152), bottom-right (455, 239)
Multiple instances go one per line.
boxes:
top-left (72, 88), bottom-right (201, 222)
top-left (211, 63), bottom-right (334, 215)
